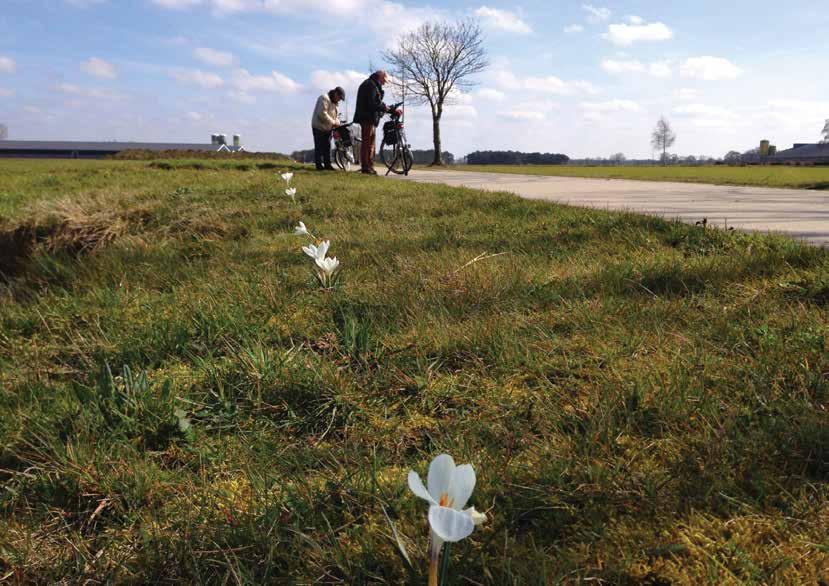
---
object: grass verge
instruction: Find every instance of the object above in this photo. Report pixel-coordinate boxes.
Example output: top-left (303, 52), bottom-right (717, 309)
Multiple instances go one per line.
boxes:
top-left (1, 159), bottom-right (828, 583)
top-left (436, 164), bottom-right (829, 189)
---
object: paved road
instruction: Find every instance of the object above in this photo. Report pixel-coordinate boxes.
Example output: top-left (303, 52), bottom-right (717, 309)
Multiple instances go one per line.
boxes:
top-left (392, 170), bottom-right (829, 246)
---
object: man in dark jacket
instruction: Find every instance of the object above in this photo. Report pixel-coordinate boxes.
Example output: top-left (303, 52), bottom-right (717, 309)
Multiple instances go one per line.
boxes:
top-left (353, 70), bottom-right (390, 175)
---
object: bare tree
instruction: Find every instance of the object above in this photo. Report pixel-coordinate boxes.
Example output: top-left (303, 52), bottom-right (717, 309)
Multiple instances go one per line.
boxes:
top-left (651, 116), bottom-right (676, 165)
top-left (609, 152), bottom-right (626, 165)
top-left (383, 20), bottom-right (488, 166)
top-left (0, 123), bottom-right (7, 140)
top-left (822, 118), bottom-right (829, 143)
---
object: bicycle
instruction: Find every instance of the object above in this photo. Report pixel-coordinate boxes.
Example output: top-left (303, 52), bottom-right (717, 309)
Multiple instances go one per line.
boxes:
top-left (379, 102), bottom-right (413, 176)
top-left (332, 121), bottom-right (361, 171)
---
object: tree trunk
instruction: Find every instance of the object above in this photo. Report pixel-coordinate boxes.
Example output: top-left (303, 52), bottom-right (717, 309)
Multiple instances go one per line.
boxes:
top-left (430, 107), bottom-right (443, 166)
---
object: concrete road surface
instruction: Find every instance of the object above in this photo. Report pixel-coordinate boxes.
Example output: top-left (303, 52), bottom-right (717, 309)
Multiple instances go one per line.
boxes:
top-left (392, 169), bottom-right (829, 246)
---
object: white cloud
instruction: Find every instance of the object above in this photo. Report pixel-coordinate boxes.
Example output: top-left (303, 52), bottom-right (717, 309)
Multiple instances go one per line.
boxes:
top-left (758, 100), bottom-right (829, 135)
top-left (227, 90), bottom-right (256, 104)
top-left (193, 47), bottom-right (237, 67)
top-left (171, 69), bottom-right (224, 88)
top-left (80, 57), bottom-right (117, 79)
top-left (185, 111), bottom-right (208, 121)
top-left (0, 88), bottom-right (14, 97)
top-left (674, 103), bottom-right (739, 128)
top-left (675, 88), bottom-right (698, 101)
top-left (476, 88), bottom-right (506, 101)
top-left (564, 24), bottom-right (584, 34)
top-left (603, 20), bottom-right (673, 46)
top-left (601, 58), bottom-right (671, 78)
top-left (582, 4), bottom-right (611, 23)
top-left (24, 105), bottom-right (42, 114)
top-left (680, 56), bottom-right (741, 81)
top-left (309, 69), bottom-right (364, 91)
top-left (233, 68), bottom-right (300, 93)
top-left (498, 110), bottom-right (544, 121)
top-left (151, 0), bottom-right (202, 8)
top-left (56, 82), bottom-right (122, 99)
top-left (490, 64), bottom-right (599, 96)
top-left (64, 0), bottom-right (108, 6)
top-left (0, 56), bottom-right (16, 74)
top-left (675, 104), bottom-right (737, 119)
top-left (474, 6), bottom-right (532, 34)
top-left (580, 99), bottom-right (641, 121)
top-left (626, 15), bottom-right (643, 25)
top-left (444, 104), bottom-right (479, 119)
top-left (524, 76), bottom-right (600, 96)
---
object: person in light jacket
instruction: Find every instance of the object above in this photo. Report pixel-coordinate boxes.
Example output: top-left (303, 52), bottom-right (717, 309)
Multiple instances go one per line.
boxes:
top-left (311, 86), bottom-right (345, 171)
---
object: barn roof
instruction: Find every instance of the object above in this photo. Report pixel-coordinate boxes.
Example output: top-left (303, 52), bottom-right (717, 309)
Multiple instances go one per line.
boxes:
top-left (772, 142), bottom-right (829, 161)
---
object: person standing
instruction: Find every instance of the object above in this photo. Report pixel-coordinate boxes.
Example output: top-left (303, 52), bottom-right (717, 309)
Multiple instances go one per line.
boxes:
top-left (311, 86), bottom-right (345, 171)
top-left (353, 71), bottom-right (391, 175)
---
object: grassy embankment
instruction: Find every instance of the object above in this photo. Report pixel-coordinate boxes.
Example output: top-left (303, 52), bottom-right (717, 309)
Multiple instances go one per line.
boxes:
top-left (444, 164), bottom-right (829, 190)
top-left (1, 158), bottom-right (828, 583)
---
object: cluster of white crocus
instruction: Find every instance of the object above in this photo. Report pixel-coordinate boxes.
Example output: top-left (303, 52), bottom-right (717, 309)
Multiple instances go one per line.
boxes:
top-left (408, 454), bottom-right (487, 586)
top-left (296, 225), bottom-right (341, 288)
top-left (281, 172), bottom-right (296, 202)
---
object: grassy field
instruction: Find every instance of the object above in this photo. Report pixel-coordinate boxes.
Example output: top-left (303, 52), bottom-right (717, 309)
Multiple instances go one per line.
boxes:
top-left (445, 164), bottom-right (829, 190)
top-left (1, 158), bottom-right (828, 583)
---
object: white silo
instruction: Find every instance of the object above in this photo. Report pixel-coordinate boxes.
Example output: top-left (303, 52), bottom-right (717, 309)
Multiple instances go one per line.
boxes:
top-left (233, 134), bottom-right (241, 148)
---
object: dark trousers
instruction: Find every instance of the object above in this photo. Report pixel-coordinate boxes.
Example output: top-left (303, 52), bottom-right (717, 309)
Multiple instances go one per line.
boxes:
top-left (360, 122), bottom-right (376, 171)
top-left (312, 127), bottom-right (332, 169)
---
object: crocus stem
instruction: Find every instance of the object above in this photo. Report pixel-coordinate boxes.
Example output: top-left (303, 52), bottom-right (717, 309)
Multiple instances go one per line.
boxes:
top-left (428, 558), bottom-right (439, 586)
top-left (428, 536), bottom-right (441, 586)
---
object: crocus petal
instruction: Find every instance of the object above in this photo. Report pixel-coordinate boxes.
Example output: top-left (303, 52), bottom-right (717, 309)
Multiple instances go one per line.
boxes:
top-left (302, 245), bottom-right (317, 258)
top-left (427, 454), bottom-right (455, 502)
top-left (428, 506), bottom-right (475, 543)
top-left (317, 240), bottom-right (330, 259)
top-left (408, 471), bottom-right (438, 506)
top-left (464, 506), bottom-right (487, 526)
top-left (448, 464), bottom-right (476, 510)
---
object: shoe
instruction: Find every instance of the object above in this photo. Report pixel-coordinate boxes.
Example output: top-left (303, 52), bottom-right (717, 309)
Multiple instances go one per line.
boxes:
top-left (362, 168), bottom-right (378, 175)
top-left (322, 166), bottom-right (336, 171)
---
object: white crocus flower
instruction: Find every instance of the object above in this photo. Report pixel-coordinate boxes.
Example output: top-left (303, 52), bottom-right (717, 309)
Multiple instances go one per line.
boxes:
top-left (281, 172), bottom-right (293, 184)
top-left (315, 256), bottom-right (340, 288)
top-left (315, 256), bottom-right (340, 276)
top-left (285, 187), bottom-right (297, 201)
top-left (302, 240), bottom-right (329, 261)
top-left (408, 454), bottom-right (486, 585)
top-left (293, 221), bottom-right (310, 236)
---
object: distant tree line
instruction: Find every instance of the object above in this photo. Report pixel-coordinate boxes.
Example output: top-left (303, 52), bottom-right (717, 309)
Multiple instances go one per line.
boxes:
top-left (466, 150), bottom-right (569, 165)
top-left (409, 150), bottom-right (455, 165)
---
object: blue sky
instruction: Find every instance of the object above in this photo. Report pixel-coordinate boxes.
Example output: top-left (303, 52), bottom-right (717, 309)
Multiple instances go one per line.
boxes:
top-left (2, 0), bottom-right (828, 157)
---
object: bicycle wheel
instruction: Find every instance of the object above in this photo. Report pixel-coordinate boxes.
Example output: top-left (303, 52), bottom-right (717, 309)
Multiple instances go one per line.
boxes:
top-left (380, 139), bottom-right (407, 175)
top-left (401, 145), bottom-right (413, 175)
top-left (334, 147), bottom-right (351, 171)
top-left (379, 138), bottom-right (396, 173)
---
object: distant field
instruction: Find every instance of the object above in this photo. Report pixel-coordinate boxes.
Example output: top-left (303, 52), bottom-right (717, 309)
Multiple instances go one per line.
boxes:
top-left (1, 159), bottom-right (828, 583)
top-left (444, 164), bottom-right (829, 189)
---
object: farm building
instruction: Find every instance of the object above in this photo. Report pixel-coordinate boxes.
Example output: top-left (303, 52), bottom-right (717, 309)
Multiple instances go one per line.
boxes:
top-left (0, 135), bottom-right (244, 159)
top-left (771, 142), bottom-right (829, 165)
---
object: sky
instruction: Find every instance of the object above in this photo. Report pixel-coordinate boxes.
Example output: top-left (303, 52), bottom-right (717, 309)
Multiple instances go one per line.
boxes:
top-left (1, 0), bottom-right (828, 158)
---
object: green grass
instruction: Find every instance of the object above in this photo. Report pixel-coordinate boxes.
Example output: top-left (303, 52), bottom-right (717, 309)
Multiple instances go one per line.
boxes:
top-left (1, 158), bottom-right (828, 583)
top-left (440, 164), bottom-right (829, 190)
